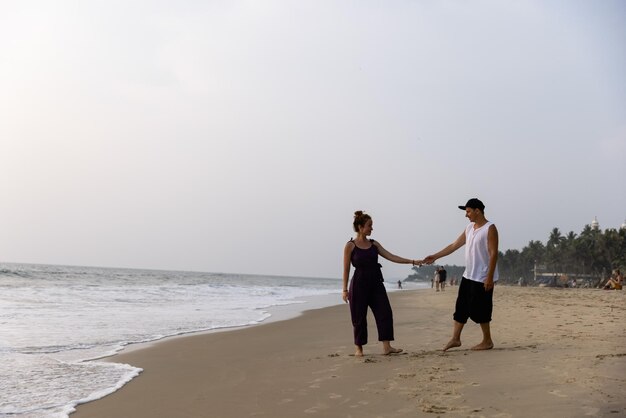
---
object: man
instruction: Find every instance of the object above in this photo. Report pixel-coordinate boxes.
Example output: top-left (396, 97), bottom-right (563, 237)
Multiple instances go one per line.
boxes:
top-left (423, 198), bottom-right (499, 351)
top-left (439, 266), bottom-right (447, 291)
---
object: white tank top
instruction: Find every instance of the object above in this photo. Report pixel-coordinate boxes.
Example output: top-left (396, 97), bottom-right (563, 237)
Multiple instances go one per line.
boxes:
top-left (463, 221), bottom-right (499, 283)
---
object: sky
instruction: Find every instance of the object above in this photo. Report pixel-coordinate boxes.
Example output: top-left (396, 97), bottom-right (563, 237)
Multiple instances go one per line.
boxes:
top-left (1, 0), bottom-right (625, 279)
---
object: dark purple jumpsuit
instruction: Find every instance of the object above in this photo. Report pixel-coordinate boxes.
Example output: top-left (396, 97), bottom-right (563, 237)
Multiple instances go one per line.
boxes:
top-left (348, 239), bottom-right (394, 345)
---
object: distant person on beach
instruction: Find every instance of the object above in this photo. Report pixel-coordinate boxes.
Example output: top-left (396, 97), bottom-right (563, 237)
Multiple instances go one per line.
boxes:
top-left (343, 210), bottom-right (422, 357)
top-left (434, 268), bottom-right (441, 291)
top-left (397, 280), bottom-right (402, 289)
top-left (423, 198), bottom-right (499, 352)
top-left (439, 266), bottom-right (447, 291)
top-left (603, 269), bottom-right (623, 290)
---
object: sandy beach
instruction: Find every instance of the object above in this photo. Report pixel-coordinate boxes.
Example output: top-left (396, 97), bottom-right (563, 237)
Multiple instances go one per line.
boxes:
top-left (73, 286), bottom-right (626, 417)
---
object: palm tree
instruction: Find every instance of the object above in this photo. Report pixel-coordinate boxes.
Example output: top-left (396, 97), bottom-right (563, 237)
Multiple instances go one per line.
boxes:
top-left (499, 249), bottom-right (522, 282)
top-left (547, 228), bottom-right (565, 247)
top-left (600, 228), bottom-right (624, 271)
top-left (576, 225), bottom-right (597, 276)
top-left (547, 228), bottom-right (565, 272)
top-left (521, 240), bottom-right (545, 282)
top-left (563, 231), bottom-right (578, 273)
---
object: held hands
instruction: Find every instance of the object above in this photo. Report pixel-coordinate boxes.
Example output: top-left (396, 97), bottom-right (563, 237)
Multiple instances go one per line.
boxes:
top-left (411, 259), bottom-right (425, 267)
top-left (423, 255), bottom-right (437, 265)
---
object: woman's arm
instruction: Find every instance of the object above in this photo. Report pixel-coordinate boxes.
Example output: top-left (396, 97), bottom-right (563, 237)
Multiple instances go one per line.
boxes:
top-left (373, 241), bottom-right (420, 266)
top-left (342, 242), bottom-right (354, 302)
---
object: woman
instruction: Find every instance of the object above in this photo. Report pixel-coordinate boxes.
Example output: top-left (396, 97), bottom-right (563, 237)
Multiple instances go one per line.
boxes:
top-left (342, 211), bottom-right (421, 357)
top-left (603, 269), bottom-right (623, 290)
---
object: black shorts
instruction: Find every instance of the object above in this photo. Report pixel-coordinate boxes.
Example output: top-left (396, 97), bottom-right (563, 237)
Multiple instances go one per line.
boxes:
top-left (453, 277), bottom-right (493, 324)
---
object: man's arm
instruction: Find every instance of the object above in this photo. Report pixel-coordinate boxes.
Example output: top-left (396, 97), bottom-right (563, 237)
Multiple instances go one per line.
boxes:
top-left (423, 231), bottom-right (466, 265)
top-left (484, 224), bottom-right (499, 291)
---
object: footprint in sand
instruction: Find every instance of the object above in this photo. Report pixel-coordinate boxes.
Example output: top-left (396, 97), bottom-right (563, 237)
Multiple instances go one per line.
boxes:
top-left (549, 390), bottom-right (567, 398)
top-left (349, 400), bottom-right (369, 408)
top-left (304, 403), bottom-right (329, 414)
top-left (421, 404), bottom-right (448, 413)
top-left (308, 377), bottom-right (328, 389)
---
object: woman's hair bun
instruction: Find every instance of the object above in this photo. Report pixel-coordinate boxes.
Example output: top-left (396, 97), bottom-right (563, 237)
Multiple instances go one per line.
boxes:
top-left (352, 210), bottom-right (370, 232)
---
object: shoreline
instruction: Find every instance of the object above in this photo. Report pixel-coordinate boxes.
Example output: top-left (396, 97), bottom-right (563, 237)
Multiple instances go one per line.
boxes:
top-left (104, 292), bottom-right (345, 357)
top-left (73, 286), bottom-right (626, 417)
top-left (92, 283), bottom-right (424, 358)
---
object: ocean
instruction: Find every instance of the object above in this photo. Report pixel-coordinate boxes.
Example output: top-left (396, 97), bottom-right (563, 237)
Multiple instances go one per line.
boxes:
top-left (0, 263), bottom-right (423, 417)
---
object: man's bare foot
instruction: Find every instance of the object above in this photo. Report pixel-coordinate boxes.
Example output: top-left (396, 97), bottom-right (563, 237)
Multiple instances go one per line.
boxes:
top-left (442, 339), bottom-right (462, 352)
top-left (355, 346), bottom-right (364, 357)
top-left (471, 341), bottom-right (494, 350)
top-left (383, 346), bottom-right (403, 355)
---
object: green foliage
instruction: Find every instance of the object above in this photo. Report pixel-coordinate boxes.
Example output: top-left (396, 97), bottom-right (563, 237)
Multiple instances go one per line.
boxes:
top-left (498, 226), bottom-right (626, 283)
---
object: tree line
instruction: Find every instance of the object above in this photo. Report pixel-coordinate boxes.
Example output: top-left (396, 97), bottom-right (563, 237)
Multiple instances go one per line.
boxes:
top-left (407, 224), bottom-right (626, 285)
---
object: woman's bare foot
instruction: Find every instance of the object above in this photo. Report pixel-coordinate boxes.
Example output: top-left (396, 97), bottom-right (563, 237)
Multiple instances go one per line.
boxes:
top-left (355, 345), bottom-right (364, 357)
top-left (471, 340), bottom-right (494, 350)
top-left (442, 339), bottom-right (462, 352)
top-left (383, 346), bottom-right (403, 355)
top-left (382, 341), bottom-right (403, 355)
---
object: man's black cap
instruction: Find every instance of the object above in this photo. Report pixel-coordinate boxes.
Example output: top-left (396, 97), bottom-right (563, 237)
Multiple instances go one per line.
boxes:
top-left (458, 198), bottom-right (485, 211)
